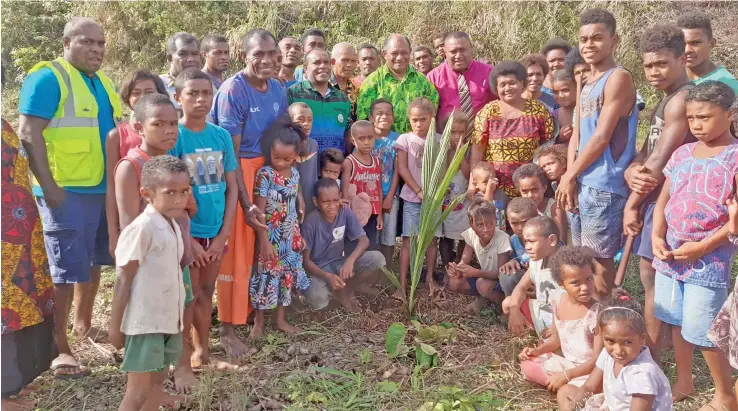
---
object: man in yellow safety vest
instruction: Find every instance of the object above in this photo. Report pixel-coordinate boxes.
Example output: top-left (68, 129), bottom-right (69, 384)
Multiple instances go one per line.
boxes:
top-left (18, 17), bottom-right (122, 379)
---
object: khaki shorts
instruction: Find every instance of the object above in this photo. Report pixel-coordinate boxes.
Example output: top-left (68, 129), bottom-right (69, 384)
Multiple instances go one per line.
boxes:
top-left (303, 251), bottom-right (386, 310)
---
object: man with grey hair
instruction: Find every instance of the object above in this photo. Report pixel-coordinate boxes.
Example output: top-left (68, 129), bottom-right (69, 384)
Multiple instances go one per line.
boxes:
top-left (357, 34), bottom-right (439, 133)
top-left (331, 42), bottom-right (360, 121)
top-left (18, 17), bottom-right (122, 378)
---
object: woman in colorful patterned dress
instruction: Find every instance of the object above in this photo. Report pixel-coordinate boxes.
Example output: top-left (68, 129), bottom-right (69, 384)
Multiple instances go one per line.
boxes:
top-left (1, 117), bottom-right (56, 409)
top-left (249, 118), bottom-right (309, 338)
top-left (470, 60), bottom-right (555, 209)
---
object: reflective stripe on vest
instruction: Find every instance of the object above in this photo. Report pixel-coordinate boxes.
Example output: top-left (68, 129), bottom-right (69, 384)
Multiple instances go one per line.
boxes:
top-left (48, 60), bottom-right (100, 129)
top-left (27, 57), bottom-right (122, 187)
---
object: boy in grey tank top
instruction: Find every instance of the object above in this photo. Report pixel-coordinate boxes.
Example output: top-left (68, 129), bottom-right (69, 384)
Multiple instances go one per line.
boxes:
top-left (623, 25), bottom-right (696, 363)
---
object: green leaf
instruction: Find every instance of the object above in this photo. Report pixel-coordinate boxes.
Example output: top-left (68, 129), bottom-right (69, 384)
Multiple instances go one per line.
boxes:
top-left (385, 322), bottom-right (408, 358)
top-left (357, 348), bottom-right (372, 364)
top-left (439, 322), bottom-right (454, 329)
top-left (376, 380), bottom-right (399, 393)
top-left (416, 342), bottom-right (439, 368)
top-left (305, 392), bottom-right (328, 404)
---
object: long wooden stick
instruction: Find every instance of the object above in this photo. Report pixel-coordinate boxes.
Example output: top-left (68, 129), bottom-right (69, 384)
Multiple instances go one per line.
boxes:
top-left (614, 235), bottom-right (635, 287)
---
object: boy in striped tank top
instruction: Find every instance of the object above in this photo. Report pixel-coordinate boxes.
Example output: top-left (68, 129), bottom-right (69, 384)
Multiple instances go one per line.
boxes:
top-left (342, 120), bottom-right (384, 250)
top-left (113, 94), bottom-right (198, 397)
top-left (556, 8), bottom-right (638, 297)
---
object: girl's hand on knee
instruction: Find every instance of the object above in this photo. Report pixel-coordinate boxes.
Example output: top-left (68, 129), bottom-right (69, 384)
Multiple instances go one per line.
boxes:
top-left (546, 371), bottom-right (568, 392)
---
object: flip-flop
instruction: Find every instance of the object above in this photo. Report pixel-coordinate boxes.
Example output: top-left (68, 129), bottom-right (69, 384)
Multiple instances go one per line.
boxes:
top-left (51, 364), bottom-right (91, 380)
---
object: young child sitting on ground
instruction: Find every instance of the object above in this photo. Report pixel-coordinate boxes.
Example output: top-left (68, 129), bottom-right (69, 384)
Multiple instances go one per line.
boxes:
top-left (394, 97), bottom-right (442, 298)
top-left (250, 117), bottom-right (310, 337)
top-left (302, 178), bottom-right (386, 312)
top-left (439, 111), bottom-right (472, 271)
top-left (467, 161), bottom-right (505, 231)
top-left (535, 144), bottom-right (568, 194)
top-left (343, 120), bottom-right (384, 249)
top-left (113, 94), bottom-right (197, 394)
top-left (512, 163), bottom-right (567, 243)
top-left (550, 70), bottom-right (576, 145)
top-left (502, 216), bottom-right (562, 338)
top-left (565, 289), bottom-right (673, 411)
top-left (289, 102), bottom-right (319, 218)
top-left (110, 156), bottom-right (192, 411)
top-left (498, 197), bottom-right (539, 286)
top-left (518, 246), bottom-right (603, 409)
top-left (370, 99), bottom-right (402, 266)
top-left (447, 198), bottom-right (511, 314)
top-left (651, 81), bottom-right (738, 409)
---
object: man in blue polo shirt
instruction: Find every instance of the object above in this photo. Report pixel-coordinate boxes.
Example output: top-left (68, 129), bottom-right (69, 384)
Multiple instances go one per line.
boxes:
top-left (287, 49), bottom-right (352, 153)
top-left (18, 17), bottom-right (121, 378)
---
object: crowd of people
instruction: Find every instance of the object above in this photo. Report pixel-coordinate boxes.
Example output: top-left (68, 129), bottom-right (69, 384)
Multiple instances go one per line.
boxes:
top-left (2, 6), bottom-right (738, 411)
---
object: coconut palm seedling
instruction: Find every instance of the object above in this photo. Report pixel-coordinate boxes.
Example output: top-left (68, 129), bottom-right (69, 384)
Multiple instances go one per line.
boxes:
top-left (382, 114), bottom-right (469, 318)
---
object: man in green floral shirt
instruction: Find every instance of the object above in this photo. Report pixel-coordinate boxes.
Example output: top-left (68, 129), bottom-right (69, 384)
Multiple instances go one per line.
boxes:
top-left (356, 34), bottom-right (439, 133)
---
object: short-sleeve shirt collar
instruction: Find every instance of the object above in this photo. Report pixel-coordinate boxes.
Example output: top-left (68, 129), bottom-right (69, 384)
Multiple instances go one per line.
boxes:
top-left (377, 64), bottom-right (422, 84)
top-left (143, 204), bottom-right (172, 231)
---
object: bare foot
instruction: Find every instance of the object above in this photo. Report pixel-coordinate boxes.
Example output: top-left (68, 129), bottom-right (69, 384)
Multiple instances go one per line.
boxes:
top-left (160, 392), bottom-right (186, 408)
top-left (249, 323), bottom-right (265, 339)
top-left (221, 334), bottom-right (251, 357)
top-left (210, 357), bottom-right (241, 370)
top-left (1, 398), bottom-right (36, 411)
top-left (391, 289), bottom-right (405, 301)
top-left (698, 395), bottom-right (738, 411)
top-left (190, 348), bottom-right (208, 368)
top-left (275, 319), bottom-right (301, 335)
top-left (465, 297), bottom-right (487, 315)
top-left (173, 366), bottom-right (198, 395)
top-left (355, 283), bottom-right (381, 296)
top-left (74, 326), bottom-right (108, 343)
top-left (672, 378), bottom-right (696, 402)
top-left (335, 290), bottom-right (362, 313)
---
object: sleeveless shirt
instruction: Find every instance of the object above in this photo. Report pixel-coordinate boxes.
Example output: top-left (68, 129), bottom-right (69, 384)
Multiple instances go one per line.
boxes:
top-left (578, 67), bottom-right (638, 197)
top-left (348, 154), bottom-right (382, 215)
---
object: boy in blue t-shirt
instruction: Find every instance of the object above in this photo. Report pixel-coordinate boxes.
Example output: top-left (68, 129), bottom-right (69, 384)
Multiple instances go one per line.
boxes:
top-left (170, 68), bottom-right (238, 367)
top-left (498, 197), bottom-right (539, 295)
top-left (369, 98), bottom-right (401, 266)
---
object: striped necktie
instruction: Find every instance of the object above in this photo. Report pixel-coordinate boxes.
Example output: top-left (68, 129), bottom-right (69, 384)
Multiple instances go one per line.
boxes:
top-left (457, 73), bottom-right (474, 140)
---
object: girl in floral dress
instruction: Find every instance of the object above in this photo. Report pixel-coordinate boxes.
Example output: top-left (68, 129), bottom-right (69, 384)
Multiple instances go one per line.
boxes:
top-left (249, 118), bottom-right (309, 337)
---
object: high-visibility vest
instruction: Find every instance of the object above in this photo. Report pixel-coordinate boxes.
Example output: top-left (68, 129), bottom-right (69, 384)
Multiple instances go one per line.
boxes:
top-left (27, 57), bottom-right (122, 187)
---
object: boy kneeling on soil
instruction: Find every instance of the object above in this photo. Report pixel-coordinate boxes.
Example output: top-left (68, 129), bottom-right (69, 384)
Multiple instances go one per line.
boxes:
top-left (446, 198), bottom-right (512, 314)
top-left (302, 178), bottom-right (387, 312)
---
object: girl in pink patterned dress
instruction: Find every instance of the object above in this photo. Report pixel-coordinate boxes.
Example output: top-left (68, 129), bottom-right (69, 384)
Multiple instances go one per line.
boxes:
top-left (518, 246), bottom-right (602, 409)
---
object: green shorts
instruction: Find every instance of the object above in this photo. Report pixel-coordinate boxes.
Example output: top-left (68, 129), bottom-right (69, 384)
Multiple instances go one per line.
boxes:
top-left (183, 265), bottom-right (194, 305)
top-left (121, 333), bottom-right (183, 373)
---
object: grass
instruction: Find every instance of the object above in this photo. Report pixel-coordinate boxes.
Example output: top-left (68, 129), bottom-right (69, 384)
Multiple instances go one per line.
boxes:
top-left (24, 257), bottom-right (732, 411)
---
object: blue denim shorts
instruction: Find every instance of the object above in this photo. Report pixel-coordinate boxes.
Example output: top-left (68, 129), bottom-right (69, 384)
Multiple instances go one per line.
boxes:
top-left (36, 192), bottom-right (108, 284)
top-left (570, 184), bottom-right (626, 259)
top-left (401, 200), bottom-right (441, 238)
top-left (633, 202), bottom-right (655, 260)
top-left (653, 272), bottom-right (728, 347)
